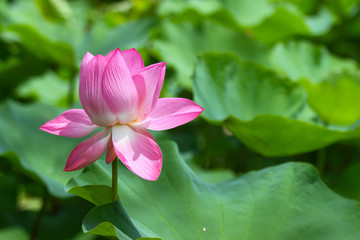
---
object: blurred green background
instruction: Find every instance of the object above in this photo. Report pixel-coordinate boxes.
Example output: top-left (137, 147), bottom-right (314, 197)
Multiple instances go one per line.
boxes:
top-left (2, 0), bottom-right (360, 239)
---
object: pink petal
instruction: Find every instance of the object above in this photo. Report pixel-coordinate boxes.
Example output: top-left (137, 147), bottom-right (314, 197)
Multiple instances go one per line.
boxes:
top-left (121, 48), bottom-right (144, 75)
top-left (106, 138), bottom-right (117, 164)
top-left (112, 125), bottom-right (162, 181)
top-left (79, 54), bottom-right (117, 126)
top-left (102, 49), bottom-right (139, 124)
top-left (64, 128), bottom-right (111, 171)
top-left (137, 98), bottom-right (204, 131)
top-left (79, 52), bottom-right (94, 81)
top-left (40, 109), bottom-right (99, 138)
top-left (133, 62), bottom-right (166, 121)
top-left (105, 50), bottom-right (116, 60)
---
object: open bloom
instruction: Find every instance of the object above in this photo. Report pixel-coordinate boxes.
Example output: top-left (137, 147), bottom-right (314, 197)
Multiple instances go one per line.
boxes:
top-left (40, 48), bottom-right (203, 181)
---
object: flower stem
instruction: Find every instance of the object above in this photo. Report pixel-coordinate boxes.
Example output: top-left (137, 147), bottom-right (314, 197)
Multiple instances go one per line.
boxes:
top-left (112, 158), bottom-right (119, 202)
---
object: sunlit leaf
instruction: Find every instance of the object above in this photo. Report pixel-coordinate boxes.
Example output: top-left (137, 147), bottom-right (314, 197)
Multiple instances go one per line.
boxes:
top-left (251, 6), bottom-right (335, 43)
top-left (157, 0), bottom-right (222, 16)
top-left (157, 0), bottom-right (334, 43)
top-left (270, 41), bottom-right (358, 83)
top-left (35, 0), bottom-right (73, 23)
top-left (301, 71), bottom-right (360, 125)
top-left (157, 0), bottom-right (274, 26)
top-left (193, 52), bottom-right (306, 122)
top-left (193, 53), bottom-right (360, 156)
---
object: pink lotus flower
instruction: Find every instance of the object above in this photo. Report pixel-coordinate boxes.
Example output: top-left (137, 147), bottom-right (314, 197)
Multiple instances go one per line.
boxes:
top-left (40, 49), bottom-right (203, 181)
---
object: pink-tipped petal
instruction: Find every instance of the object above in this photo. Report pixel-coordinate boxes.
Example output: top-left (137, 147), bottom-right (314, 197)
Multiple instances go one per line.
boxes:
top-left (80, 54), bottom-right (117, 126)
top-left (133, 62), bottom-right (166, 121)
top-left (138, 98), bottom-right (204, 131)
top-left (64, 128), bottom-right (111, 171)
top-left (105, 50), bottom-right (116, 60)
top-left (40, 109), bottom-right (99, 138)
top-left (121, 48), bottom-right (144, 75)
top-left (106, 138), bottom-right (117, 164)
top-left (112, 125), bottom-right (162, 181)
top-left (79, 52), bottom-right (94, 81)
top-left (102, 49), bottom-right (139, 124)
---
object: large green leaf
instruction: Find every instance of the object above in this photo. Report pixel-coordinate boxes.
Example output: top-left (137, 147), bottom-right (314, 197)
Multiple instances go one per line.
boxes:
top-left (86, 19), bottom-right (157, 57)
top-left (301, 71), bottom-right (360, 125)
top-left (153, 20), bottom-right (269, 89)
top-left (2, 0), bottom-right (74, 42)
top-left (157, 0), bottom-right (223, 17)
top-left (270, 41), bottom-right (358, 83)
top-left (1, 0), bottom-right (84, 67)
top-left (35, 0), bottom-right (72, 23)
top-left (157, 0), bottom-right (274, 27)
top-left (0, 101), bottom-right (81, 197)
top-left (67, 142), bottom-right (360, 239)
top-left (192, 53), bottom-right (306, 122)
top-left (5, 24), bottom-right (75, 68)
top-left (251, 5), bottom-right (335, 43)
top-left (222, 0), bottom-right (275, 26)
top-left (193, 53), bottom-right (360, 156)
top-left (15, 71), bottom-right (69, 107)
top-left (224, 115), bottom-right (360, 156)
top-left (157, 0), bottom-right (334, 43)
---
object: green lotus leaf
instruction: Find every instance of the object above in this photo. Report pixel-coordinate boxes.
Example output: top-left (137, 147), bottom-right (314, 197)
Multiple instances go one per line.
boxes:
top-left (157, 1), bottom-right (334, 43)
top-left (15, 71), bottom-right (69, 107)
top-left (301, 71), bottom-right (360, 125)
top-left (251, 6), bottom-right (335, 43)
top-left (224, 115), bottom-right (360, 156)
top-left (6, 24), bottom-right (75, 68)
top-left (270, 41), bottom-right (358, 83)
top-left (193, 52), bottom-right (360, 156)
top-left (0, 101), bottom-right (81, 198)
top-left (87, 19), bottom-right (156, 57)
top-left (153, 20), bottom-right (269, 89)
top-left (157, 0), bottom-right (274, 27)
top-left (35, 0), bottom-right (72, 23)
top-left (67, 142), bottom-right (360, 239)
